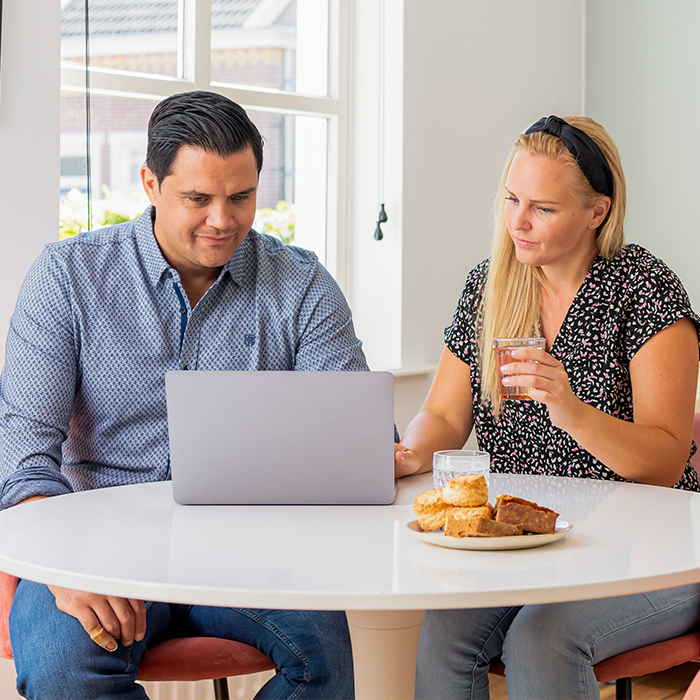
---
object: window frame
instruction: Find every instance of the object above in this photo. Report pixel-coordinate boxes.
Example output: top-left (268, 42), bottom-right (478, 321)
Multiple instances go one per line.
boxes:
top-left (59, 0), bottom-right (350, 285)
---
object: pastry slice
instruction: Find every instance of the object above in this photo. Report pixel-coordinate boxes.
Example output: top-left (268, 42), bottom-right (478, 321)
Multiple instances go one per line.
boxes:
top-left (461, 517), bottom-right (522, 537)
top-left (494, 495), bottom-right (559, 534)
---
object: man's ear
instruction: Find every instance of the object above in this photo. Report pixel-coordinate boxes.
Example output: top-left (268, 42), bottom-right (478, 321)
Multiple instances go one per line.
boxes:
top-left (141, 165), bottom-right (160, 205)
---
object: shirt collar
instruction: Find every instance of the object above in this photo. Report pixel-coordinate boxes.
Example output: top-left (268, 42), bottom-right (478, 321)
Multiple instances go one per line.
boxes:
top-left (134, 206), bottom-right (171, 288)
top-left (223, 231), bottom-right (255, 289)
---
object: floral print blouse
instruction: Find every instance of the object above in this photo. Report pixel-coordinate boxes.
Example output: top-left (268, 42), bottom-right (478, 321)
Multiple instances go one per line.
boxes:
top-left (445, 244), bottom-right (700, 491)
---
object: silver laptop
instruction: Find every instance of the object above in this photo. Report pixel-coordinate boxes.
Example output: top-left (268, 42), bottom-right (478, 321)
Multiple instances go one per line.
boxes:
top-left (166, 370), bottom-right (397, 505)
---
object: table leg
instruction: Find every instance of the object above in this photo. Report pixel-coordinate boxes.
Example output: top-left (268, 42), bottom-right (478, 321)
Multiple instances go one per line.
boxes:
top-left (346, 610), bottom-right (425, 700)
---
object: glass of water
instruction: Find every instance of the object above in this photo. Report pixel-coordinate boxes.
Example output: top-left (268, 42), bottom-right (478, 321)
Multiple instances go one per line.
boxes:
top-left (432, 450), bottom-right (490, 490)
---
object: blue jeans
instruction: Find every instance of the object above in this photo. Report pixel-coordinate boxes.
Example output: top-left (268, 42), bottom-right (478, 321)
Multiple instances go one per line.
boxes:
top-left (10, 580), bottom-right (354, 700)
top-left (415, 583), bottom-right (700, 700)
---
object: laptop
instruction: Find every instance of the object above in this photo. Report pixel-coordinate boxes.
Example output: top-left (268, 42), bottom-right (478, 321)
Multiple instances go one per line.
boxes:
top-left (165, 370), bottom-right (397, 505)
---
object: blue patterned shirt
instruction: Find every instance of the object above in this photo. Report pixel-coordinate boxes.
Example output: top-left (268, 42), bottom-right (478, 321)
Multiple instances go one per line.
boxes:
top-left (0, 208), bottom-right (368, 508)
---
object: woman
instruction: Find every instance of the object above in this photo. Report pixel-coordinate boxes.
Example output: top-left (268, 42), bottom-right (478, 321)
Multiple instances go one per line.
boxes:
top-left (395, 116), bottom-right (700, 699)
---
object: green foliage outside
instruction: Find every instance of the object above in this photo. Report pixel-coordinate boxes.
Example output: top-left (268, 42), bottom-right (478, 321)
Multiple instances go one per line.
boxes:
top-left (60, 187), bottom-right (296, 246)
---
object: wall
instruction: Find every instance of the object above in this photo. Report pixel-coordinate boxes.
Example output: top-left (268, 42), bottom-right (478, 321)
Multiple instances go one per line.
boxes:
top-left (585, 0), bottom-right (700, 309)
top-left (400, 0), bottom-right (585, 368)
top-left (0, 0), bottom-right (59, 691)
top-left (351, 0), bottom-right (585, 431)
top-left (0, 0), bottom-right (61, 367)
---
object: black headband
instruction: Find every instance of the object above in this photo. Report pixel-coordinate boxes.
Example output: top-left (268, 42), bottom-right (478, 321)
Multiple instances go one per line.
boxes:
top-left (524, 116), bottom-right (614, 198)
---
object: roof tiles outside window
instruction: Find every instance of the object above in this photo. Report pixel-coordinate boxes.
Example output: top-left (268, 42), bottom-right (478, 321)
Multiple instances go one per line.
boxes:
top-left (60, 0), bottom-right (274, 37)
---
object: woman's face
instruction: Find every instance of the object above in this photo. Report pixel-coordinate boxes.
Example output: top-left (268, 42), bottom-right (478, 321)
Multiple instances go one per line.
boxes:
top-left (504, 150), bottom-right (608, 275)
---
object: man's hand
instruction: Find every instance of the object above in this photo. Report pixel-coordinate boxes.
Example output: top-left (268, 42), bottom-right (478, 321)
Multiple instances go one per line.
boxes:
top-left (48, 585), bottom-right (146, 651)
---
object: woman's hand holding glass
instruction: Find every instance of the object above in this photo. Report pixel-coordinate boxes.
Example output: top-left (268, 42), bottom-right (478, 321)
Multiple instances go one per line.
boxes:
top-left (499, 347), bottom-right (584, 433)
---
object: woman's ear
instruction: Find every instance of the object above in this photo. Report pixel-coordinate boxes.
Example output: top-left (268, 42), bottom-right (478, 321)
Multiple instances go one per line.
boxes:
top-left (591, 196), bottom-right (611, 228)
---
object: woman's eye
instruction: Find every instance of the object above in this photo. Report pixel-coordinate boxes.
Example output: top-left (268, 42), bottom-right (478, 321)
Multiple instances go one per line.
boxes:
top-left (537, 207), bottom-right (553, 214)
top-left (505, 196), bottom-right (518, 204)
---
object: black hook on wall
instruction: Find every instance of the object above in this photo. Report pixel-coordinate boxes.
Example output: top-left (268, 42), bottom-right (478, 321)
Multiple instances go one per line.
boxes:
top-left (374, 203), bottom-right (388, 241)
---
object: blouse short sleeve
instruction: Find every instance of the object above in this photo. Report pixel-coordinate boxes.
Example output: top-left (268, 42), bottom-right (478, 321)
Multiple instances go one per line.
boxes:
top-left (620, 246), bottom-right (700, 359)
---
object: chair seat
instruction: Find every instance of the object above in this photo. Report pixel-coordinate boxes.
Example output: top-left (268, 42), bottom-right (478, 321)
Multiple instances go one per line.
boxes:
top-left (594, 631), bottom-right (700, 682)
top-left (137, 636), bottom-right (276, 682)
top-left (489, 630), bottom-right (700, 682)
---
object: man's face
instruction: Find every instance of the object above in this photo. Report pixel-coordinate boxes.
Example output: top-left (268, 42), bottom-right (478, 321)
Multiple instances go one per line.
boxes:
top-left (141, 145), bottom-right (259, 277)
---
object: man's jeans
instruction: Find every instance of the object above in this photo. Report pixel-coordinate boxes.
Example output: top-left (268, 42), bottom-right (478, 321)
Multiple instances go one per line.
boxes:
top-left (10, 580), bottom-right (354, 700)
top-left (415, 583), bottom-right (700, 700)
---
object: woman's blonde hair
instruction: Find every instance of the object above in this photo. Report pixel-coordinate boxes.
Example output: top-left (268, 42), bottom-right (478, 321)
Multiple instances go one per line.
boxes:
top-left (478, 116), bottom-right (626, 416)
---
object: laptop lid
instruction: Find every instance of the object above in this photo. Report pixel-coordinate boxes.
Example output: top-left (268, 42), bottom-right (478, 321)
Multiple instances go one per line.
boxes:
top-left (166, 370), bottom-right (396, 505)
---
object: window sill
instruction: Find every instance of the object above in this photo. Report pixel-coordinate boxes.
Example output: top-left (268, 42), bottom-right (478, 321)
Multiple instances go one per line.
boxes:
top-left (376, 365), bottom-right (438, 378)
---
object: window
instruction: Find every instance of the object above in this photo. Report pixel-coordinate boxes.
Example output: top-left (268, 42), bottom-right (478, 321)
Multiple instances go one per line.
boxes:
top-left (59, 0), bottom-right (348, 278)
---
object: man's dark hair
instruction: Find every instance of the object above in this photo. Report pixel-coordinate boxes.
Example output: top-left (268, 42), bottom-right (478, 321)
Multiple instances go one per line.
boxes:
top-left (146, 91), bottom-right (264, 183)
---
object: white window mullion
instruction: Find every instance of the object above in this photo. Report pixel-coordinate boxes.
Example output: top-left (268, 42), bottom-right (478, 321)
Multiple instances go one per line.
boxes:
top-left (183, 0), bottom-right (211, 90)
top-left (325, 0), bottom-right (350, 289)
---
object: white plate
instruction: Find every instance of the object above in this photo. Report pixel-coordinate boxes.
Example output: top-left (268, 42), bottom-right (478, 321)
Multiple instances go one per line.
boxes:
top-left (406, 519), bottom-right (572, 550)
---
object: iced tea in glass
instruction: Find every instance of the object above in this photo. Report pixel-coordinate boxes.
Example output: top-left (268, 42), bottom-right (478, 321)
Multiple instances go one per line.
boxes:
top-left (492, 337), bottom-right (546, 400)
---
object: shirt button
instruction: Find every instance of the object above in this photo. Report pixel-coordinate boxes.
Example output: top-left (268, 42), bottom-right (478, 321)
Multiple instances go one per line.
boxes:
top-left (165, 271), bottom-right (172, 279)
top-left (180, 307), bottom-right (187, 314)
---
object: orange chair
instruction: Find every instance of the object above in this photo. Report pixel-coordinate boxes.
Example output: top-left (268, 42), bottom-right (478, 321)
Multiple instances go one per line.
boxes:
top-left (0, 572), bottom-right (276, 700)
top-left (489, 631), bottom-right (700, 700)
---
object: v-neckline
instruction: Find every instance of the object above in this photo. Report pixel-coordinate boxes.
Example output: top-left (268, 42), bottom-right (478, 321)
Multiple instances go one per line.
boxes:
top-left (547, 255), bottom-right (602, 355)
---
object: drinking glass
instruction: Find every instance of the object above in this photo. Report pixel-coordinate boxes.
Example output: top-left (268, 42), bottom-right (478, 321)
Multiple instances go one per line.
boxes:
top-left (433, 450), bottom-right (490, 490)
top-left (492, 337), bottom-right (546, 400)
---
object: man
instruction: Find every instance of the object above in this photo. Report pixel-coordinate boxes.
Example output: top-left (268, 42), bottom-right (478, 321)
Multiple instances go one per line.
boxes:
top-left (0, 91), bottom-right (363, 699)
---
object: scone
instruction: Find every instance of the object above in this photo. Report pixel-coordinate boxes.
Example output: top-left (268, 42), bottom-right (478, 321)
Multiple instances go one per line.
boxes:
top-left (444, 504), bottom-right (494, 538)
top-left (413, 489), bottom-right (450, 531)
top-left (442, 474), bottom-right (488, 507)
top-left (494, 494), bottom-right (559, 534)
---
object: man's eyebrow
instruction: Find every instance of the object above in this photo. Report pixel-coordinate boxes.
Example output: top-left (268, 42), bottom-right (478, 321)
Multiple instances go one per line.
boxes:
top-left (179, 186), bottom-right (258, 197)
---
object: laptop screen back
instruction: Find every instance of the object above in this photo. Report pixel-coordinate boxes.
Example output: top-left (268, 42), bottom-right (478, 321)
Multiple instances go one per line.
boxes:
top-left (166, 370), bottom-right (396, 505)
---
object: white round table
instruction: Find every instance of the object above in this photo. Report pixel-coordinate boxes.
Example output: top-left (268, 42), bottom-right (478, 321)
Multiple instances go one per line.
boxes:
top-left (1, 472), bottom-right (700, 698)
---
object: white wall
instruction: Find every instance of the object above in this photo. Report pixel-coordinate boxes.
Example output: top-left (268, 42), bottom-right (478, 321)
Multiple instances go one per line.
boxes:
top-left (400, 0), bottom-right (585, 369)
top-left (585, 0), bottom-right (700, 309)
top-left (351, 0), bottom-right (585, 372)
top-left (0, 0), bottom-right (61, 367)
top-left (0, 0), bottom-right (59, 684)
top-left (351, 0), bottom-right (585, 431)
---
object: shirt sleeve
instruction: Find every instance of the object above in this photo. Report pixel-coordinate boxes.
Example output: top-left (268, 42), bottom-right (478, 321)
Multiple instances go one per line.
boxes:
top-left (444, 260), bottom-right (489, 366)
top-left (0, 247), bottom-right (78, 509)
top-left (293, 262), bottom-right (369, 372)
top-left (623, 248), bottom-right (700, 359)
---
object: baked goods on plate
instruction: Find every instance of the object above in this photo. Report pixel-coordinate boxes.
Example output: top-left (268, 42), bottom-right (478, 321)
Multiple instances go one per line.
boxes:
top-left (406, 518), bottom-right (572, 550)
top-left (410, 472), bottom-right (570, 547)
